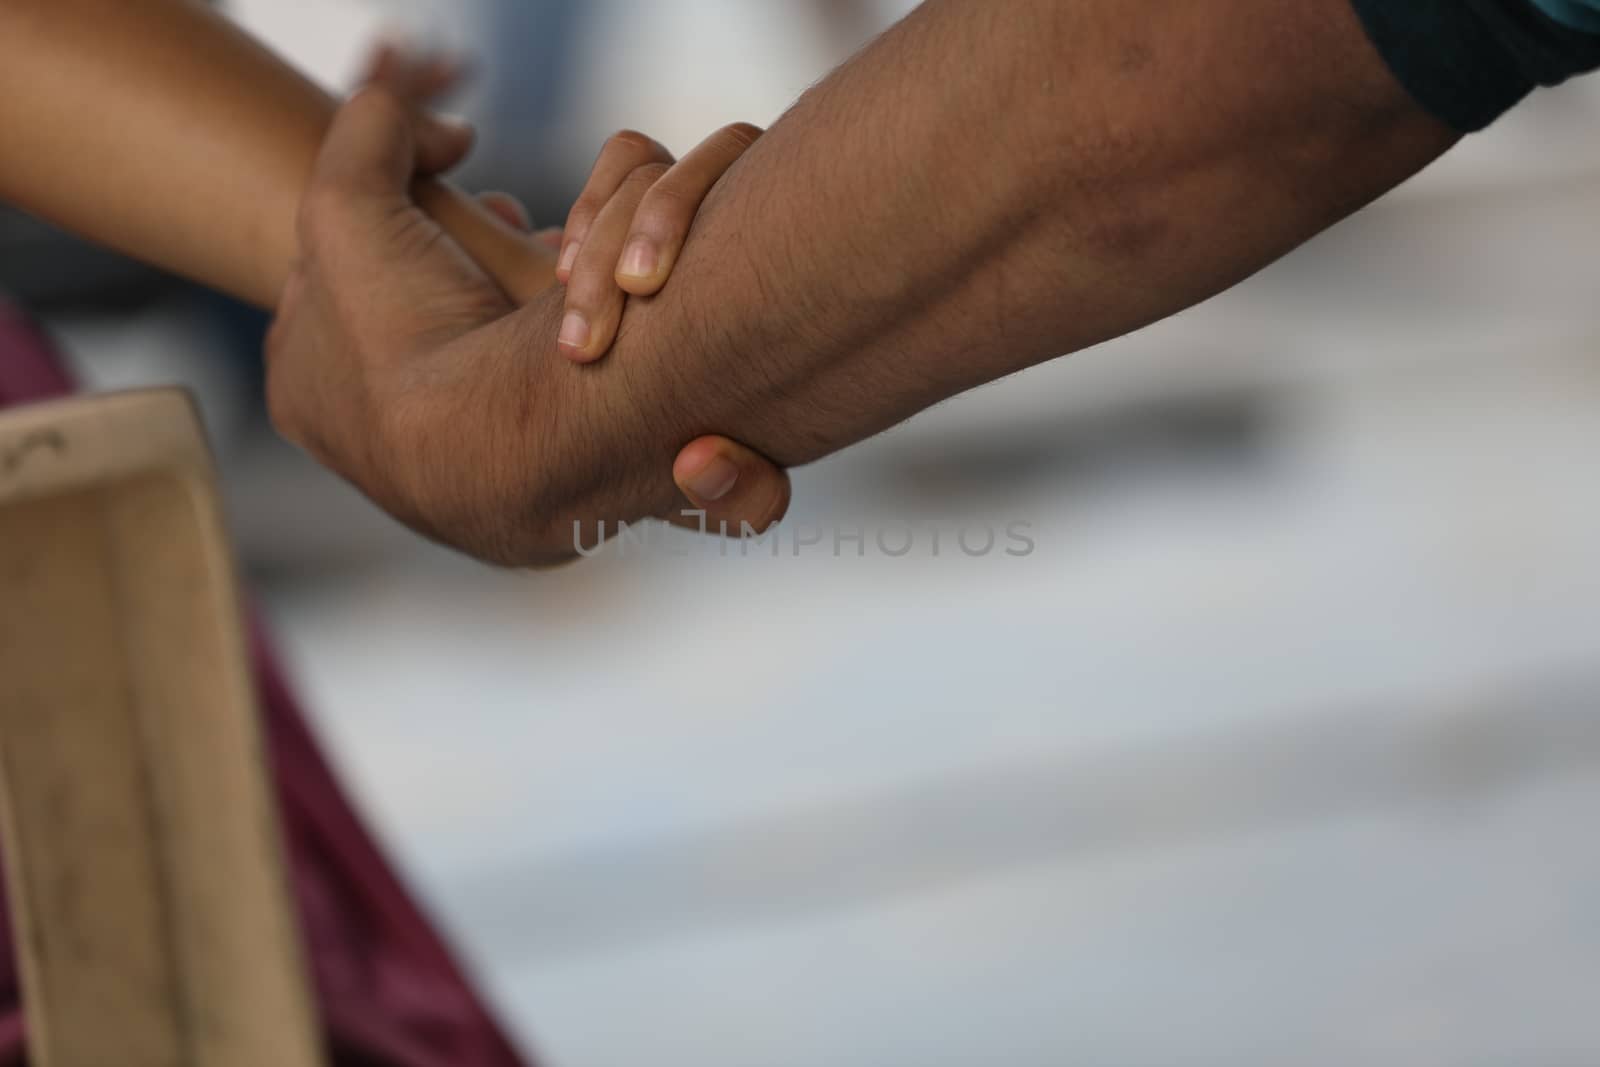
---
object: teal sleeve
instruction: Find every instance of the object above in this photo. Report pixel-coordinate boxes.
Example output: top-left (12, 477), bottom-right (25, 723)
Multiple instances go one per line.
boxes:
top-left (1529, 0), bottom-right (1600, 32)
top-left (1349, 0), bottom-right (1600, 131)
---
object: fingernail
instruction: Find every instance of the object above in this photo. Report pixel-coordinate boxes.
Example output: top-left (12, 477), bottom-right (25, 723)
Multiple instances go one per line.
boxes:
top-left (618, 237), bottom-right (659, 280)
top-left (684, 456), bottom-right (740, 502)
top-left (558, 310), bottom-right (591, 351)
top-left (558, 242), bottom-right (580, 276)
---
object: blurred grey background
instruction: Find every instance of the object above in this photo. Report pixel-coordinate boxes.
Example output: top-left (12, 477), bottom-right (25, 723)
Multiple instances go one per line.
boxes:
top-left (9, 2), bottom-right (1600, 1064)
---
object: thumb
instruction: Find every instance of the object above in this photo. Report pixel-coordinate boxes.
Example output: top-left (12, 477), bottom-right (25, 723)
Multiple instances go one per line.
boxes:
top-left (313, 86), bottom-right (436, 205)
top-left (414, 111), bottom-right (477, 175)
top-left (670, 436), bottom-right (792, 537)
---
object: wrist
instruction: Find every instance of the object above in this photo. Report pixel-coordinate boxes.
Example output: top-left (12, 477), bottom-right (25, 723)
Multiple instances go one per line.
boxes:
top-left (504, 292), bottom-right (687, 560)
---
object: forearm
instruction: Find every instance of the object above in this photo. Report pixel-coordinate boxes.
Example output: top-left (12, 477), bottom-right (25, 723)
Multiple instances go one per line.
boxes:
top-left (0, 0), bottom-right (539, 308)
top-left (540, 0), bottom-right (1458, 511)
top-left (0, 0), bottom-right (331, 305)
top-left (232, 0), bottom-right (1461, 565)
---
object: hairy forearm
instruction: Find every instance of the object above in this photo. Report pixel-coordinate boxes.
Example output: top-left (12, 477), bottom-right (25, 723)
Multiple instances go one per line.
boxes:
top-left (528, 0), bottom-right (1458, 523)
top-left (0, 0), bottom-right (540, 308)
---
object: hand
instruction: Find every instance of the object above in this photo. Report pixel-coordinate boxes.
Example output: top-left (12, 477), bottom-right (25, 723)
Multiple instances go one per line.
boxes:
top-left (268, 72), bottom-right (787, 565)
top-left (554, 125), bottom-right (764, 362)
top-left (493, 123), bottom-right (793, 528)
top-left (364, 48), bottom-right (790, 527)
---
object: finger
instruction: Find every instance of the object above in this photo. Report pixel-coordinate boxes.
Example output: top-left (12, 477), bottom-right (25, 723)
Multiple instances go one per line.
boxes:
top-left (616, 123), bottom-right (763, 296)
top-left (412, 112), bottom-right (475, 176)
top-left (414, 53), bottom-right (470, 98)
top-left (558, 162), bottom-right (667, 362)
top-left (316, 63), bottom-right (546, 308)
top-left (363, 43), bottom-right (465, 100)
top-left (360, 45), bottom-right (474, 175)
top-left (305, 86), bottom-right (420, 222)
top-left (312, 84), bottom-right (470, 207)
top-left (477, 191), bottom-right (532, 232)
top-left (415, 181), bottom-right (557, 302)
top-left (359, 42), bottom-right (399, 85)
top-left (668, 436), bottom-right (792, 536)
top-left (558, 130), bottom-right (674, 283)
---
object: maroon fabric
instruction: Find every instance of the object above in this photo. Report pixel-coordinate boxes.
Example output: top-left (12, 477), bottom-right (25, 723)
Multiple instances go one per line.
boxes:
top-left (0, 303), bottom-right (532, 1067)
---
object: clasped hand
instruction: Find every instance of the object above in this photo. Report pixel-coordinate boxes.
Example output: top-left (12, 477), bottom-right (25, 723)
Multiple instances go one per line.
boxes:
top-left (266, 54), bottom-right (788, 566)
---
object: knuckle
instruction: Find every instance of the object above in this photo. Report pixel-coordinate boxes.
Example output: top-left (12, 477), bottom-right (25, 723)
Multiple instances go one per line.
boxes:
top-left (718, 122), bottom-right (764, 150)
top-left (638, 178), bottom-right (695, 215)
top-left (633, 182), bottom-right (699, 237)
top-left (562, 255), bottom-right (604, 297)
top-left (605, 128), bottom-right (664, 160)
top-left (565, 263), bottom-right (617, 306)
top-left (346, 84), bottom-right (407, 126)
top-left (621, 161), bottom-right (672, 193)
top-left (564, 196), bottom-right (601, 233)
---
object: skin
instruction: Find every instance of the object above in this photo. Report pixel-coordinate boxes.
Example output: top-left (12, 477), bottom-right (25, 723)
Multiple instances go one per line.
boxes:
top-left (555, 125), bottom-right (767, 364)
top-left (0, 0), bottom-right (788, 535)
top-left (269, 0), bottom-right (1460, 566)
top-left (0, 0), bottom-right (527, 308)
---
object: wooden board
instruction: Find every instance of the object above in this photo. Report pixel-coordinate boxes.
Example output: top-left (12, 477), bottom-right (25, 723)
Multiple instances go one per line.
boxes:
top-left (0, 389), bottom-right (324, 1067)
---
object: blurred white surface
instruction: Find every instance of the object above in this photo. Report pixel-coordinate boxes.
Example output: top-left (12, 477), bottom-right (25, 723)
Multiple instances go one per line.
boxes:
top-left (226, 0), bottom-right (387, 90)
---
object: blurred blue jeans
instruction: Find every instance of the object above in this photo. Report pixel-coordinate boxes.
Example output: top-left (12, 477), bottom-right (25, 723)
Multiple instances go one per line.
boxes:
top-left (464, 0), bottom-right (586, 204)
